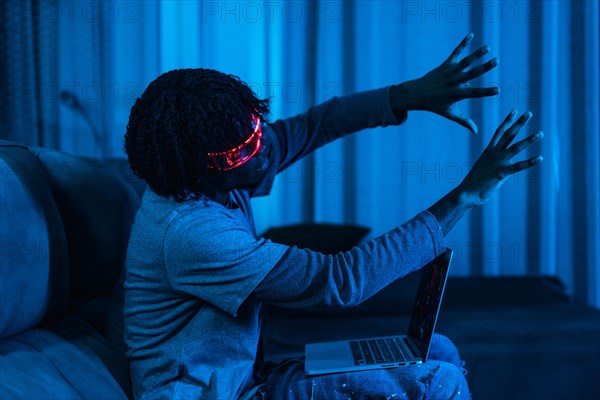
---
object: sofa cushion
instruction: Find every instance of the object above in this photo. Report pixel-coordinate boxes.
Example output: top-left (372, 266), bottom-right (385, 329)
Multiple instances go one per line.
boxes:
top-left (437, 304), bottom-right (600, 400)
top-left (0, 327), bottom-right (128, 399)
top-left (0, 143), bottom-right (69, 340)
top-left (53, 291), bottom-right (132, 397)
top-left (30, 148), bottom-right (141, 308)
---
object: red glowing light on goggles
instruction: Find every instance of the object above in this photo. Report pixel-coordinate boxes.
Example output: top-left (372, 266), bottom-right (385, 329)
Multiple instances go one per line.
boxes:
top-left (206, 115), bottom-right (263, 171)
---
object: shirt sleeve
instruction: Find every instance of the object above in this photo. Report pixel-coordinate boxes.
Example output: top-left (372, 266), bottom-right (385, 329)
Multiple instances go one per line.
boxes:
top-left (269, 85), bottom-right (408, 173)
top-left (163, 207), bottom-right (289, 317)
top-left (252, 210), bottom-right (445, 309)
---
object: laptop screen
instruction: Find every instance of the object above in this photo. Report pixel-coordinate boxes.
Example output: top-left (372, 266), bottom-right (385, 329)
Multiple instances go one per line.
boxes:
top-left (407, 248), bottom-right (452, 358)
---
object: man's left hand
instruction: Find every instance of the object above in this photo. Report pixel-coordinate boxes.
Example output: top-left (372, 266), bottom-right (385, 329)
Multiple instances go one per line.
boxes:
top-left (390, 33), bottom-right (499, 135)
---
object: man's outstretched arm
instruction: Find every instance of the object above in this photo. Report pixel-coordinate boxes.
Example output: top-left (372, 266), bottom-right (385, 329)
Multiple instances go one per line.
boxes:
top-left (253, 110), bottom-right (543, 310)
top-left (269, 33), bottom-right (499, 173)
top-left (268, 85), bottom-right (406, 174)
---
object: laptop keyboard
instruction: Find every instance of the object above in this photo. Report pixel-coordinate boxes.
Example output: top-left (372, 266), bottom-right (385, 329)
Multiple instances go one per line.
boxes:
top-left (349, 337), bottom-right (412, 365)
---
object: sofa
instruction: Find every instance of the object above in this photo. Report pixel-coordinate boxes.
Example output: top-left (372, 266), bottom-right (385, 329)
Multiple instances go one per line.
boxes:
top-left (1, 141), bottom-right (599, 399)
top-left (0, 141), bottom-right (144, 399)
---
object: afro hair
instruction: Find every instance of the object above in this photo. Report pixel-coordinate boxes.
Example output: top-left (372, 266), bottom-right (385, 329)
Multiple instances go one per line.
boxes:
top-left (124, 68), bottom-right (271, 201)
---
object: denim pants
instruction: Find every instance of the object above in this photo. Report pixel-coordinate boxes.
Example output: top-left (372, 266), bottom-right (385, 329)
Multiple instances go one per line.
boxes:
top-left (254, 334), bottom-right (470, 400)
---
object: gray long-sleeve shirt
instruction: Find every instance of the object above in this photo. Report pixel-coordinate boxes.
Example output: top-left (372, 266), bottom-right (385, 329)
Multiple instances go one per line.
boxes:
top-left (123, 86), bottom-right (446, 400)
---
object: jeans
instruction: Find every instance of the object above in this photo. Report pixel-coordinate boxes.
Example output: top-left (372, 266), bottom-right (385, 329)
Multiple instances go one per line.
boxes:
top-left (253, 334), bottom-right (470, 400)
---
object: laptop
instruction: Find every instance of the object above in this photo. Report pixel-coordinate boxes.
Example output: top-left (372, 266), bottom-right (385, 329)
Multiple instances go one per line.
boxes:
top-left (304, 248), bottom-right (453, 375)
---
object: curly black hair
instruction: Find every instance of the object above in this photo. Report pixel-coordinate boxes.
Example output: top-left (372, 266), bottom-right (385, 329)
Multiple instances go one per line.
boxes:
top-left (124, 68), bottom-right (271, 201)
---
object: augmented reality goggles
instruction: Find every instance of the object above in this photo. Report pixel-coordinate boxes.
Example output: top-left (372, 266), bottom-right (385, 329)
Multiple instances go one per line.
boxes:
top-left (206, 115), bottom-right (263, 171)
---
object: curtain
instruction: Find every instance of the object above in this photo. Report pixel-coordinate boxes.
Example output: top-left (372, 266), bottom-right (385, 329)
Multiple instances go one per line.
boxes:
top-left (0, 0), bottom-right (115, 156)
top-left (1, 0), bottom-right (598, 308)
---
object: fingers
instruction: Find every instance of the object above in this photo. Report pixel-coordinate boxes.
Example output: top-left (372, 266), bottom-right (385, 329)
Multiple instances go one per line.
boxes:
top-left (507, 131), bottom-right (544, 155)
top-left (445, 32), bottom-right (474, 64)
top-left (492, 112), bottom-right (543, 181)
top-left (496, 111), bottom-right (533, 149)
top-left (499, 156), bottom-right (543, 178)
top-left (489, 109), bottom-right (518, 147)
top-left (443, 110), bottom-right (477, 135)
top-left (456, 58), bottom-right (498, 83)
top-left (456, 45), bottom-right (490, 71)
top-left (461, 86), bottom-right (500, 99)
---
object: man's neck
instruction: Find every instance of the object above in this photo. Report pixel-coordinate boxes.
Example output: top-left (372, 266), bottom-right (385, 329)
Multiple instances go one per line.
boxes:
top-left (211, 191), bottom-right (232, 207)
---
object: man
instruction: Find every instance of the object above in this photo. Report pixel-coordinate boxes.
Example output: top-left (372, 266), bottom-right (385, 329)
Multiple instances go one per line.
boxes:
top-left (123, 33), bottom-right (543, 399)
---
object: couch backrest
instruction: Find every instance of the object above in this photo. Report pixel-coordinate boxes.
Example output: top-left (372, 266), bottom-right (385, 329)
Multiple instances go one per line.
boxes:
top-left (0, 141), bottom-right (145, 339)
top-left (31, 147), bottom-right (143, 308)
top-left (0, 143), bottom-right (70, 339)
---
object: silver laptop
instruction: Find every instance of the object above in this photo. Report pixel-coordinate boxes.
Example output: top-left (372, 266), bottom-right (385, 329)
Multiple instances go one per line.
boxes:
top-left (304, 248), bottom-right (453, 375)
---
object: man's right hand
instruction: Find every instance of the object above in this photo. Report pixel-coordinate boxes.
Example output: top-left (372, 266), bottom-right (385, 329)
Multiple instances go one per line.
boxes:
top-left (427, 110), bottom-right (543, 236)
top-left (456, 109), bottom-right (543, 207)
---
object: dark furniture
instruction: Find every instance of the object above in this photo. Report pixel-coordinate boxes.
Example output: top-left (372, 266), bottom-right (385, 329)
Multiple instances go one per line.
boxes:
top-left (0, 141), bottom-right (140, 399)
top-left (1, 141), bottom-right (598, 399)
